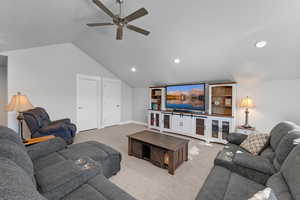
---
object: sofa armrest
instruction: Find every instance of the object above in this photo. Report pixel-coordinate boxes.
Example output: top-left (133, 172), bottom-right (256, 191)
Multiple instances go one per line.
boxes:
top-left (39, 123), bottom-right (67, 135)
top-left (233, 153), bottom-right (276, 175)
top-left (26, 137), bottom-right (67, 160)
top-left (50, 118), bottom-right (71, 125)
top-left (24, 135), bottom-right (55, 146)
top-left (227, 132), bottom-right (248, 145)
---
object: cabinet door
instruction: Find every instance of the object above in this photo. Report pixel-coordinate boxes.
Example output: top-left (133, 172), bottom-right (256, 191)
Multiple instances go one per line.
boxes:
top-left (150, 113), bottom-right (155, 126)
top-left (211, 120), bottom-right (220, 138)
top-left (164, 115), bottom-right (171, 129)
top-left (172, 114), bottom-right (182, 132)
top-left (155, 113), bottom-right (160, 127)
top-left (221, 121), bottom-right (230, 140)
top-left (181, 115), bottom-right (193, 133)
top-left (150, 146), bottom-right (165, 168)
top-left (195, 118), bottom-right (205, 136)
top-left (131, 140), bottom-right (142, 158)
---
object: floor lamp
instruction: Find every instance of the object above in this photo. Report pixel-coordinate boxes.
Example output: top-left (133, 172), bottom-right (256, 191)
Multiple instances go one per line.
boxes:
top-left (6, 92), bottom-right (34, 141)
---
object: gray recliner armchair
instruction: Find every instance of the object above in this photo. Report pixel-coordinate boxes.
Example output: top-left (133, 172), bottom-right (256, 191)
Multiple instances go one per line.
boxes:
top-left (23, 107), bottom-right (76, 144)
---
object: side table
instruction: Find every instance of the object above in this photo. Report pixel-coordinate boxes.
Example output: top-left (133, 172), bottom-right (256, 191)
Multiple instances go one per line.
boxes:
top-left (236, 126), bottom-right (257, 135)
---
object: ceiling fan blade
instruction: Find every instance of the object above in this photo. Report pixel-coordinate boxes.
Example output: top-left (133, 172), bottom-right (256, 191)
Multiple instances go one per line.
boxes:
top-left (116, 26), bottom-right (123, 40)
top-left (124, 8), bottom-right (148, 22)
top-left (92, 0), bottom-right (115, 19)
top-left (127, 25), bottom-right (150, 36)
top-left (87, 22), bottom-right (114, 27)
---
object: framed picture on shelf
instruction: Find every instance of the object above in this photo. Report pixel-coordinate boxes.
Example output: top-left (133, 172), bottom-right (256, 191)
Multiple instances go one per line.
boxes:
top-left (225, 98), bottom-right (232, 106)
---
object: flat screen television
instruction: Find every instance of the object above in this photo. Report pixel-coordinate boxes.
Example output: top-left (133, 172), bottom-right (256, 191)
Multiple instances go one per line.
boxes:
top-left (166, 84), bottom-right (205, 111)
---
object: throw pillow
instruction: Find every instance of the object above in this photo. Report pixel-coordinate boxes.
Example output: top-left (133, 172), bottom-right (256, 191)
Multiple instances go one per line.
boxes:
top-left (248, 188), bottom-right (278, 200)
top-left (240, 133), bottom-right (270, 155)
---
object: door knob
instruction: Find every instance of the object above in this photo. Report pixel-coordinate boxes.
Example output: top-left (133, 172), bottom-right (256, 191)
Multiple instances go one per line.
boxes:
top-left (116, 105), bottom-right (120, 107)
top-left (78, 107), bottom-right (83, 109)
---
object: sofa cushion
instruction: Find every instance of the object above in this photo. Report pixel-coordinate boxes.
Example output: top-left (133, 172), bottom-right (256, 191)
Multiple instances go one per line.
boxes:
top-left (27, 137), bottom-right (67, 161)
top-left (196, 165), bottom-right (265, 200)
top-left (36, 157), bottom-right (102, 200)
top-left (196, 166), bottom-right (231, 200)
top-left (267, 173), bottom-right (293, 200)
top-left (214, 144), bottom-right (248, 173)
top-left (0, 139), bottom-right (34, 180)
top-left (62, 175), bottom-right (136, 200)
top-left (33, 152), bottom-right (66, 171)
top-left (240, 133), bottom-right (270, 155)
top-left (223, 173), bottom-right (265, 200)
top-left (273, 130), bottom-right (300, 170)
top-left (233, 153), bottom-right (276, 175)
top-left (58, 141), bottom-right (122, 178)
top-left (58, 142), bottom-right (110, 161)
top-left (215, 150), bottom-right (272, 185)
top-left (0, 157), bottom-right (46, 200)
top-left (280, 144), bottom-right (300, 200)
top-left (269, 121), bottom-right (297, 150)
top-left (260, 147), bottom-right (275, 162)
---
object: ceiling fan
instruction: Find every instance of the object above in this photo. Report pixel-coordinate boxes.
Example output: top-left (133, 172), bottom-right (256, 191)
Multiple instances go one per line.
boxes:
top-left (87, 0), bottom-right (150, 40)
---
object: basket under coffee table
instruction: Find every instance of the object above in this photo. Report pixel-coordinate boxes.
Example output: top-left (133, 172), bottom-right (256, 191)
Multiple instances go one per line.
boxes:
top-left (127, 130), bottom-right (189, 175)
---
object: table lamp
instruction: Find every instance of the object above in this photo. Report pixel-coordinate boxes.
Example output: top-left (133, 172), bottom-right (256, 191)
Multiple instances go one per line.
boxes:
top-left (5, 92), bottom-right (34, 140)
top-left (240, 96), bottom-right (255, 129)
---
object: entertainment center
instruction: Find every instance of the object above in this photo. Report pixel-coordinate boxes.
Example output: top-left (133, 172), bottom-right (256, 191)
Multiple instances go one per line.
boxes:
top-left (148, 82), bottom-right (237, 144)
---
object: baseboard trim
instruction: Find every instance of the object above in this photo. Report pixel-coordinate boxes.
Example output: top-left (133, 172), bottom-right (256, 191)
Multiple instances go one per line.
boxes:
top-left (119, 121), bottom-right (147, 126)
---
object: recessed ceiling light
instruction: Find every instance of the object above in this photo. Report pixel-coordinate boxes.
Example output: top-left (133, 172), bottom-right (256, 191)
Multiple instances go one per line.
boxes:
top-left (255, 41), bottom-right (267, 48)
top-left (131, 67), bottom-right (136, 72)
top-left (174, 58), bottom-right (181, 64)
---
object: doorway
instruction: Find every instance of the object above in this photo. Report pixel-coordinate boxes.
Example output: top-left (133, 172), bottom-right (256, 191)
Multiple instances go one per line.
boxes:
top-left (102, 78), bottom-right (121, 127)
top-left (0, 56), bottom-right (8, 126)
top-left (76, 74), bottom-right (101, 132)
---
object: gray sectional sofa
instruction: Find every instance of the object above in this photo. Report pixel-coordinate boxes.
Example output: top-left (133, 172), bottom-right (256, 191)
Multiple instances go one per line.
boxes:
top-left (0, 126), bottom-right (136, 200)
top-left (196, 121), bottom-right (300, 200)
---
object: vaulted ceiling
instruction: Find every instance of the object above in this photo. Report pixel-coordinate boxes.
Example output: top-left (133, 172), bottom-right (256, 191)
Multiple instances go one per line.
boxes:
top-left (1, 0), bottom-right (300, 87)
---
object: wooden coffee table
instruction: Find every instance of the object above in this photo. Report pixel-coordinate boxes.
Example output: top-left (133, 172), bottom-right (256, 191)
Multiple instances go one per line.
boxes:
top-left (127, 130), bottom-right (189, 175)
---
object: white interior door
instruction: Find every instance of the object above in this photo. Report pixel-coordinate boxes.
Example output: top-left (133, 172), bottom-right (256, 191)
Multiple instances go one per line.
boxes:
top-left (77, 75), bottom-right (100, 132)
top-left (103, 78), bottom-right (121, 127)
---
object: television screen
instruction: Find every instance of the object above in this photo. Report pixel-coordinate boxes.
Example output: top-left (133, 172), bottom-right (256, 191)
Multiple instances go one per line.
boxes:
top-left (166, 84), bottom-right (205, 111)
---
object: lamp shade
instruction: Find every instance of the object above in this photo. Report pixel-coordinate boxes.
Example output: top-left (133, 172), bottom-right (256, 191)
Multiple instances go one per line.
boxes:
top-left (5, 92), bottom-right (34, 112)
top-left (240, 96), bottom-right (255, 108)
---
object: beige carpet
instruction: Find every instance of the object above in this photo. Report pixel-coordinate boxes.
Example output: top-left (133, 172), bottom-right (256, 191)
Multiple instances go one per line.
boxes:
top-left (75, 123), bottom-right (223, 200)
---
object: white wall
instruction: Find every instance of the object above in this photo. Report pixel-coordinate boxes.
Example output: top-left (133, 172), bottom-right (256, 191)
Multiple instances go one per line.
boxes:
top-left (0, 63), bottom-right (7, 126)
top-left (236, 78), bottom-right (300, 132)
top-left (133, 79), bottom-right (300, 132)
top-left (4, 43), bottom-right (132, 131)
top-left (132, 88), bottom-right (148, 123)
top-left (121, 83), bottom-right (133, 123)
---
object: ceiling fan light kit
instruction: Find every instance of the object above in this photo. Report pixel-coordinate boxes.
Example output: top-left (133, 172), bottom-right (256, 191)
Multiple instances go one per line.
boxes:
top-left (87, 0), bottom-right (150, 40)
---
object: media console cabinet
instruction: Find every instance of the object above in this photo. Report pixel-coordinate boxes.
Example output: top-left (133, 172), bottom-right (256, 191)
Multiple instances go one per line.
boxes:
top-left (148, 82), bottom-right (237, 144)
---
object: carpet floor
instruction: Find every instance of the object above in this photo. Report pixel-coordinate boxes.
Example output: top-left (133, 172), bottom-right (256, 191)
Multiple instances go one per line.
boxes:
top-left (75, 123), bottom-right (223, 200)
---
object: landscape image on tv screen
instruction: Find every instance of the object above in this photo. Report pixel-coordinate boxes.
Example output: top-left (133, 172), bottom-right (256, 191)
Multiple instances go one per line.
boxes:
top-left (166, 84), bottom-right (205, 111)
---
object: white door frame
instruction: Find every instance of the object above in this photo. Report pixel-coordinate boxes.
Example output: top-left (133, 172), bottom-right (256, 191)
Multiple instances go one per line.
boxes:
top-left (76, 74), bottom-right (102, 131)
top-left (102, 78), bottom-right (122, 127)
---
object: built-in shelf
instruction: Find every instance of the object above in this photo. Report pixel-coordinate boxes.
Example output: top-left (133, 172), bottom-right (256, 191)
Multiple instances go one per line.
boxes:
top-left (210, 85), bottom-right (234, 116)
top-left (150, 88), bottom-right (163, 110)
